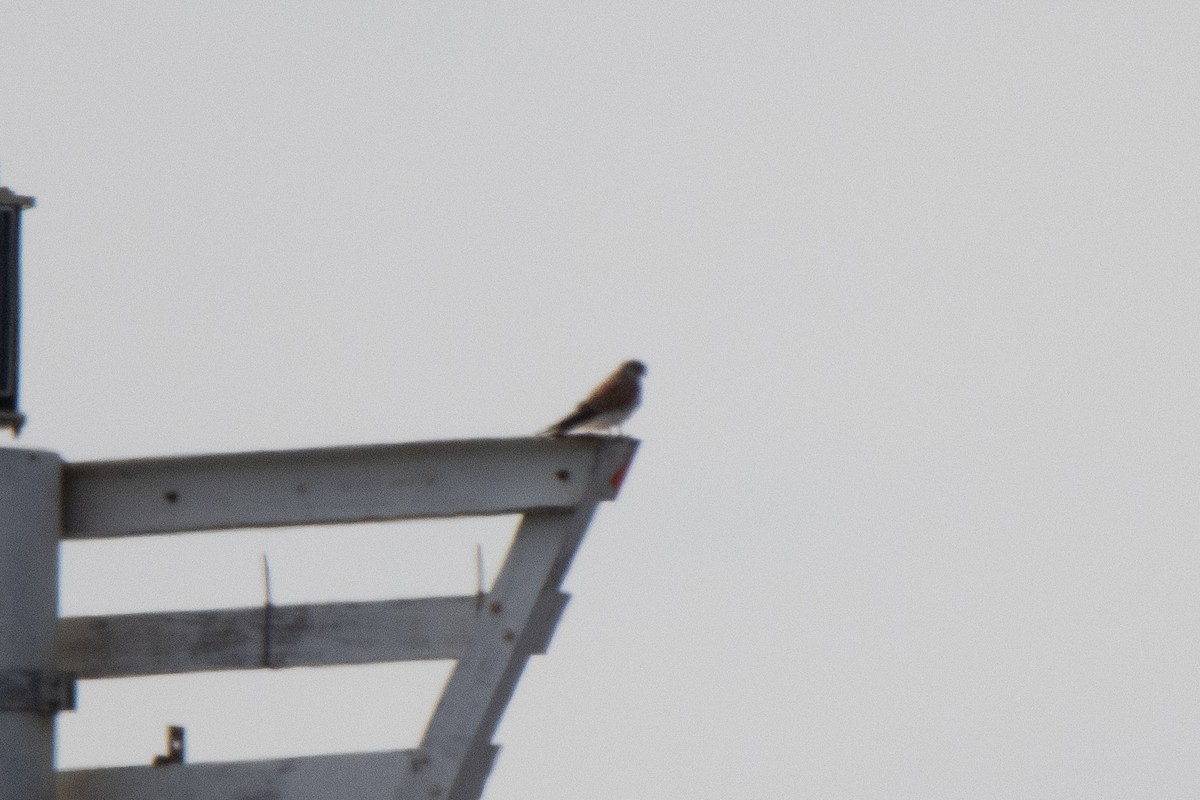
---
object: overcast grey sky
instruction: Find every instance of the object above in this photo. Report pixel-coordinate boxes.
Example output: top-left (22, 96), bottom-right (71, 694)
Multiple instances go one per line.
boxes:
top-left (4, 3), bottom-right (1200, 798)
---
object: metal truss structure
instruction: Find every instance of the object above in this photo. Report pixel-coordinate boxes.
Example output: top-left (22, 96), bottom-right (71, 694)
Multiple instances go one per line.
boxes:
top-left (0, 435), bottom-right (637, 800)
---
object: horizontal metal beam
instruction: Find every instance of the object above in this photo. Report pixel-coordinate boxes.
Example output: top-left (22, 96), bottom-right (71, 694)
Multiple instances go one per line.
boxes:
top-left (57, 747), bottom-right (504, 800)
top-left (62, 436), bottom-right (637, 539)
top-left (53, 435), bottom-right (638, 800)
top-left (0, 668), bottom-right (76, 714)
top-left (57, 595), bottom-right (521, 678)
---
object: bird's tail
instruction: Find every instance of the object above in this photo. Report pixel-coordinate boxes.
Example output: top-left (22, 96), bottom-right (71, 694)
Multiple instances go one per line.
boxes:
top-left (538, 408), bottom-right (591, 437)
top-left (537, 422), bottom-right (569, 438)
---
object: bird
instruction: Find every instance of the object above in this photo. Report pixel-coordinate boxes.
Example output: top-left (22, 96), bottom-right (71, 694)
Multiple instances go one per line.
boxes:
top-left (542, 360), bottom-right (646, 436)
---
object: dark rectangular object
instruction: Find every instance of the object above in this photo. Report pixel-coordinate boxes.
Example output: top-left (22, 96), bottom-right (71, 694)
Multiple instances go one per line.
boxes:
top-left (0, 207), bottom-right (17, 409)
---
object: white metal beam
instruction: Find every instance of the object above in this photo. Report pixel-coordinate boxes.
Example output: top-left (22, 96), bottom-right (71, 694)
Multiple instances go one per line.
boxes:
top-left (62, 437), bottom-right (632, 538)
top-left (57, 595), bottom-right (523, 678)
top-left (52, 435), bottom-right (638, 800)
top-left (57, 747), bottom-right (506, 800)
top-left (400, 438), bottom-right (637, 800)
top-left (0, 449), bottom-right (62, 800)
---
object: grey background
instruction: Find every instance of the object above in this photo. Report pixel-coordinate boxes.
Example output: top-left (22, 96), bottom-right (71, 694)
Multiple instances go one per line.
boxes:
top-left (3, 4), bottom-right (1199, 798)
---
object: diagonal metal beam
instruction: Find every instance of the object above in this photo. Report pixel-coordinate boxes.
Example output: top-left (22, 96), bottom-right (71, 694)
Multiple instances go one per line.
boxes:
top-left (53, 435), bottom-right (637, 800)
top-left (400, 438), bottom-right (637, 800)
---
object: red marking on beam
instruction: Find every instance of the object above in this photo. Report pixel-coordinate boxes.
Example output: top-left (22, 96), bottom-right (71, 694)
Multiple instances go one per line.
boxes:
top-left (609, 461), bottom-right (631, 493)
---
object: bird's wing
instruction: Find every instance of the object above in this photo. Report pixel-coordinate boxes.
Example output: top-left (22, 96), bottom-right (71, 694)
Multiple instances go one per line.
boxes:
top-left (581, 369), bottom-right (640, 413)
top-left (541, 364), bottom-right (642, 436)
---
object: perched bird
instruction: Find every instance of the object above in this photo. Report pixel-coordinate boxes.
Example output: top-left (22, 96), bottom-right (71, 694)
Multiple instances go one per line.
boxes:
top-left (543, 360), bottom-right (646, 436)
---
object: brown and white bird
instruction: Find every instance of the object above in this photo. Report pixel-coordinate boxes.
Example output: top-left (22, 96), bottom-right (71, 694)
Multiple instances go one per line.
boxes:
top-left (542, 360), bottom-right (646, 436)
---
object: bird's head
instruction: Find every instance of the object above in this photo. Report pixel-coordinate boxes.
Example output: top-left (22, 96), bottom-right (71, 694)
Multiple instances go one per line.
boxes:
top-left (621, 360), bottom-right (647, 379)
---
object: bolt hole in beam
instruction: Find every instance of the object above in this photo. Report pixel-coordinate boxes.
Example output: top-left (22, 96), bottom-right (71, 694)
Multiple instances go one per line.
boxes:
top-left (61, 437), bottom-right (628, 538)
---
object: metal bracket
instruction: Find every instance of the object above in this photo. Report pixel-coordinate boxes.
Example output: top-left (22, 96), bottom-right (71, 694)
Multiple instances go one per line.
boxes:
top-left (0, 410), bottom-right (26, 435)
top-left (151, 725), bottom-right (186, 766)
top-left (0, 187), bottom-right (36, 209)
top-left (0, 668), bottom-right (77, 714)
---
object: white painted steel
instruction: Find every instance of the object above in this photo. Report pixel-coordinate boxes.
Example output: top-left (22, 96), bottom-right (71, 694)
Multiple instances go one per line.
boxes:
top-left (58, 746), bottom-right (502, 800)
top-left (58, 749), bottom-right (420, 800)
top-left (409, 509), bottom-right (596, 800)
top-left (403, 439), bottom-right (637, 800)
top-left (63, 437), bottom-right (625, 538)
top-left (58, 595), bottom-right (484, 678)
top-left (53, 435), bottom-right (637, 800)
top-left (0, 448), bottom-right (62, 800)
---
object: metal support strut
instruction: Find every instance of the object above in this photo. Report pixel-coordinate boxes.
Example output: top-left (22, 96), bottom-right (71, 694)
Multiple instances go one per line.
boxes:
top-left (0, 449), bottom-right (64, 800)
